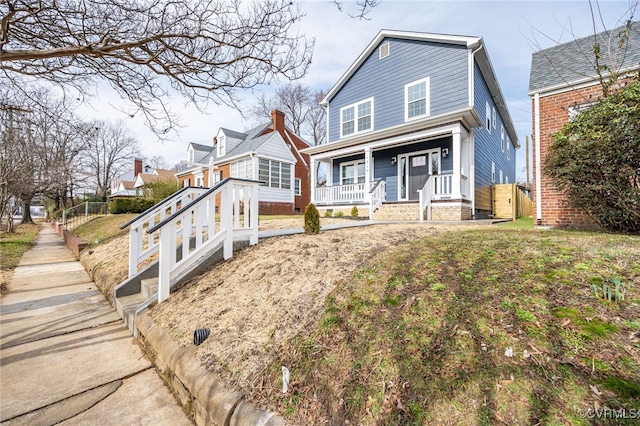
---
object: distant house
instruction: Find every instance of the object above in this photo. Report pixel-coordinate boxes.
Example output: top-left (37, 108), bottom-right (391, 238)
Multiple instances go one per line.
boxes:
top-left (110, 158), bottom-right (176, 198)
top-left (529, 22), bottom-right (640, 228)
top-left (176, 110), bottom-right (311, 214)
top-left (302, 30), bottom-right (518, 220)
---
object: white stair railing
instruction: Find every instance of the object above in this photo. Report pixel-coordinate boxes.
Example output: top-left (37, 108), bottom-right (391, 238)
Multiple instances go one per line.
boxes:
top-left (418, 173), bottom-right (454, 221)
top-left (121, 186), bottom-right (209, 278)
top-left (145, 178), bottom-right (259, 303)
top-left (369, 180), bottom-right (386, 218)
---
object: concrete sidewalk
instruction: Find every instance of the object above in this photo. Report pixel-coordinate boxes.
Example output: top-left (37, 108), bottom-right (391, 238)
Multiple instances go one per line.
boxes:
top-left (0, 224), bottom-right (192, 425)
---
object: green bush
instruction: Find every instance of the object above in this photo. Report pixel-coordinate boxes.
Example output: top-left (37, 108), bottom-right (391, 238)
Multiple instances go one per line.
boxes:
top-left (335, 211), bottom-right (344, 217)
top-left (109, 197), bottom-right (155, 214)
top-left (350, 206), bottom-right (359, 217)
top-left (324, 210), bottom-right (333, 217)
top-left (304, 203), bottom-right (320, 234)
top-left (545, 80), bottom-right (640, 233)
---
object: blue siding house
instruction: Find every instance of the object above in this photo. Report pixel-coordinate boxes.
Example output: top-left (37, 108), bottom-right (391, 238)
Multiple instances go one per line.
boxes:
top-left (302, 30), bottom-right (518, 220)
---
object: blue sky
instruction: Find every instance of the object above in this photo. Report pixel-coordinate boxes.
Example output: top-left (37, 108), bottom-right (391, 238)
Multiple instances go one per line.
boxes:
top-left (85, 0), bottom-right (636, 182)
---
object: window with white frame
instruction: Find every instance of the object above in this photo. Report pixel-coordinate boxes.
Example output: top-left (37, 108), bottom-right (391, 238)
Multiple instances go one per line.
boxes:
top-left (491, 162), bottom-right (495, 183)
top-left (340, 98), bottom-right (373, 138)
top-left (405, 77), bottom-right (430, 121)
top-left (507, 137), bottom-right (511, 160)
top-left (195, 172), bottom-right (204, 187)
top-left (499, 170), bottom-right (503, 184)
top-left (212, 170), bottom-right (223, 184)
top-left (231, 158), bottom-right (253, 180)
top-left (500, 125), bottom-right (505, 152)
top-left (188, 147), bottom-right (195, 163)
top-left (379, 42), bottom-right (390, 59)
top-left (217, 135), bottom-right (226, 157)
top-left (340, 160), bottom-right (366, 185)
top-left (485, 102), bottom-right (491, 132)
top-left (505, 175), bottom-right (509, 184)
top-left (294, 178), bottom-right (301, 196)
top-left (492, 107), bottom-right (497, 129)
top-left (183, 178), bottom-right (190, 187)
top-left (258, 158), bottom-right (291, 189)
top-left (568, 102), bottom-right (593, 121)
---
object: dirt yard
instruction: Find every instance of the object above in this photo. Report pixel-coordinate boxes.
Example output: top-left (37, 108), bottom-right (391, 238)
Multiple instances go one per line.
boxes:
top-left (145, 221), bottom-right (464, 392)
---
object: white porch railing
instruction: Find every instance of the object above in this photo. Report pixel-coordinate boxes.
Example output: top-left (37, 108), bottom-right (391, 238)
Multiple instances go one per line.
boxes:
top-left (369, 179), bottom-right (386, 217)
top-left (419, 173), bottom-right (453, 221)
top-left (146, 178), bottom-right (259, 302)
top-left (315, 182), bottom-right (367, 204)
top-left (121, 185), bottom-right (209, 279)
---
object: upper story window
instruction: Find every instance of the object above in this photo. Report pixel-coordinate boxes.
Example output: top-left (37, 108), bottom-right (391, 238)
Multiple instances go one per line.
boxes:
top-left (507, 137), bottom-right (511, 160)
top-left (492, 107), bottom-right (497, 129)
top-left (405, 77), bottom-right (430, 121)
top-left (188, 147), bottom-right (195, 163)
top-left (568, 102), bottom-right (593, 121)
top-left (485, 102), bottom-right (491, 133)
top-left (500, 125), bottom-right (505, 152)
top-left (340, 98), bottom-right (373, 138)
top-left (379, 42), bottom-right (390, 59)
top-left (217, 135), bottom-right (226, 157)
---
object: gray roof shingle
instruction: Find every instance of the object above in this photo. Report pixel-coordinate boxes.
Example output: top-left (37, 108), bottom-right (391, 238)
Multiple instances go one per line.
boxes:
top-left (529, 21), bottom-right (640, 94)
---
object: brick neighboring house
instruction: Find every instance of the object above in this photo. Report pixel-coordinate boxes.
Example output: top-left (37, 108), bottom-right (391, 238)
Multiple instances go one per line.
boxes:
top-left (110, 158), bottom-right (177, 198)
top-left (176, 110), bottom-right (311, 214)
top-left (529, 22), bottom-right (640, 228)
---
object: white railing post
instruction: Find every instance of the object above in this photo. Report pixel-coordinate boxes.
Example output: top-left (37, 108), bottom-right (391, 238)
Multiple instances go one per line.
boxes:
top-left (85, 201), bottom-right (88, 217)
top-left (128, 225), bottom-right (140, 277)
top-left (250, 183), bottom-right (259, 245)
top-left (158, 227), bottom-right (172, 303)
top-left (222, 183), bottom-right (233, 259)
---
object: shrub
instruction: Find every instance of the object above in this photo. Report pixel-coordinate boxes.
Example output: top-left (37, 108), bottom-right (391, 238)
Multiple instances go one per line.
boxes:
top-left (324, 210), bottom-right (333, 217)
top-left (335, 211), bottom-right (344, 217)
top-left (545, 80), bottom-right (640, 233)
top-left (109, 197), bottom-right (154, 214)
top-left (350, 206), bottom-right (358, 217)
top-left (304, 203), bottom-right (320, 234)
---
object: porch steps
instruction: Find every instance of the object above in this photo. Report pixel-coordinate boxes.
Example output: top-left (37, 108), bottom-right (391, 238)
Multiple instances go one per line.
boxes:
top-left (372, 203), bottom-right (422, 221)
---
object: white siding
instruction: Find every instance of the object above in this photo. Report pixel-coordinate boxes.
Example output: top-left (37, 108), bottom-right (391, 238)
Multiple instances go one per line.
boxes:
top-left (258, 186), bottom-right (294, 203)
top-left (255, 133), bottom-right (297, 164)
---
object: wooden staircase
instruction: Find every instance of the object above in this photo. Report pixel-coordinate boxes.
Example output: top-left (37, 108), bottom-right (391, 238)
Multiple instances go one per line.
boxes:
top-left (113, 178), bottom-right (261, 335)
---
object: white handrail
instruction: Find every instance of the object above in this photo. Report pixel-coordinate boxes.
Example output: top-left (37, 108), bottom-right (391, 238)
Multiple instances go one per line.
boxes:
top-left (419, 173), bottom-right (453, 221)
top-left (368, 180), bottom-right (386, 218)
top-left (151, 178), bottom-right (260, 303)
top-left (124, 186), bottom-right (209, 278)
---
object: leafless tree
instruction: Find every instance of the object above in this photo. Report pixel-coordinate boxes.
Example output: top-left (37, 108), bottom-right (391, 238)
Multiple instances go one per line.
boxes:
top-left (0, 88), bottom-right (86, 226)
top-left (145, 155), bottom-right (170, 170)
top-left (333, 0), bottom-right (382, 20)
top-left (81, 120), bottom-right (140, 201)
top-left (0, 0), bottom-right (313, 135)
top-left (250, 83), bottom-right (326, 145)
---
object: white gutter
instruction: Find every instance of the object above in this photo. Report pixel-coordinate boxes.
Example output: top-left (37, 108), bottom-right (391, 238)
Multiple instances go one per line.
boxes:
top-left (468, 43), bottom-right (483, 108)
top-left (534, 92), bottom-right (542, 222)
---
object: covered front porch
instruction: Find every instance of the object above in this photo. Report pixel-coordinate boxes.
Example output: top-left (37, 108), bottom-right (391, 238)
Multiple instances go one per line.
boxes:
top-left (309, 123), bottom-right (473, 220)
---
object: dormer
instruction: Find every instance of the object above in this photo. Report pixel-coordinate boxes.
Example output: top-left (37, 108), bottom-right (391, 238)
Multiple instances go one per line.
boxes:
top-left (216, 128), bottom-right (247, 158)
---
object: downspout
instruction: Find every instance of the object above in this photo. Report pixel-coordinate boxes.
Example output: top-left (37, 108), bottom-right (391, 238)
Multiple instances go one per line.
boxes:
top-left (534, 93), bottom-right (542, 224)
top-left (469, 42), bottom-right (483, 218)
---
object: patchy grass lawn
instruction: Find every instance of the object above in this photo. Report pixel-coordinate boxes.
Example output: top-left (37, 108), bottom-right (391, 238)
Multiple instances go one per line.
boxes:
top-left (0, 222), bottom-right (40, 295)
top-left (73, 213), bottom-right (137, 246)
top-left (253, 227), bottom-right (639, 425)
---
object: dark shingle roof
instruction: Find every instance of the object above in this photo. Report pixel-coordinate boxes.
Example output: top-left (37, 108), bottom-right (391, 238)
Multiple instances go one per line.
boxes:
top-left (529, 21), bottom-right (640, 94)
top-left (219, 128), bottom-right (248, 141)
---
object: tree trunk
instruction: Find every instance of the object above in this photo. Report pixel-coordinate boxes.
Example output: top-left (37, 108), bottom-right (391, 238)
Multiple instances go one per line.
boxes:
top-left (20, 199), bottom-right (34, 224)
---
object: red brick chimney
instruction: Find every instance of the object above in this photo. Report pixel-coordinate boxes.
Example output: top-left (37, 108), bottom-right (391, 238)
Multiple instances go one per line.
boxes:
top-left (271, 109), bottom-right (285, 134)
top-left (134, 158), bottom-right (143, 177)
top-left (212, 136), bottom-right (217, 146)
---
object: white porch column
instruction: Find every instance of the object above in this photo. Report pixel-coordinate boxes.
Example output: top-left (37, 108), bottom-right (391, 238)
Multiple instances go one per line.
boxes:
top-left (452, 126), bottom-right (462, 198)
top-left (364, 147), bottom-right (372, 202)
top-left (326, 159), bottom-right (333, 187)
top-left (310, 157), bottom-right (317, 204)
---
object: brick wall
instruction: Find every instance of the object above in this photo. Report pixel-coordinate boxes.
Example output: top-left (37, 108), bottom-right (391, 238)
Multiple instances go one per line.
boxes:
top-left (259, 201), bottom-right (294, 215)
top-left (431, 201), bottom-right (472, 221)
top-left (533, 83), bottom-right (603, 228)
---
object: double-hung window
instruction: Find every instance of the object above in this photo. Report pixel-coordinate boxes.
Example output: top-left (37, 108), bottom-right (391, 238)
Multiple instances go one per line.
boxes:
top-left (340, 161), bottom-right (366, 185)
top-left (231, 158), bottom-right (253, 180)
top-left (500, 125), bottom-right (505, 152)
top-left (340, 98), bottom-right (373, 138)
top-left (258, 158), bottom-right (291, 189)
top-left (405, 77), bottom-right (430, 121)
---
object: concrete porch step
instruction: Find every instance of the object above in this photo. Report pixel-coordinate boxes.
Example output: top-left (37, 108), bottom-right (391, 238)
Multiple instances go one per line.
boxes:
top-left (141, 277), bottom-right (159, 299)
top-left (115, 293), bottom-right (147, 334)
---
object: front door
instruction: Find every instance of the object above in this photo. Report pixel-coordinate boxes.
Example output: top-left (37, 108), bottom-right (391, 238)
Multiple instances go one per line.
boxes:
top-left (398, 150), bottom-right (440, 201)
top-left (408, 154), bottom-right (429, 201)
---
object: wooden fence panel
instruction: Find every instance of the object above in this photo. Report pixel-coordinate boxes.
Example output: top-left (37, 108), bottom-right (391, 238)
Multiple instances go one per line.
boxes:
top-left (492, 184), bottom-right (532, 219)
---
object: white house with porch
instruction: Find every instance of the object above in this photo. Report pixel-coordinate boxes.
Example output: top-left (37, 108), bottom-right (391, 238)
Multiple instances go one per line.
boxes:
top-left (303, 30), bottom-right (518, 220)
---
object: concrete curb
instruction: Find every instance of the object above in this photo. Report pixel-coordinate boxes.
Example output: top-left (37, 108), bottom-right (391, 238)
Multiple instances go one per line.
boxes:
top-left (136, 313), bottom-right (285, 426)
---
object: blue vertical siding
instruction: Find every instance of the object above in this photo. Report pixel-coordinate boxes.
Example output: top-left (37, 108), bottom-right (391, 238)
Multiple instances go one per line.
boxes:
top-left (473, 62), bottom-right (516, 214)
top-left (328, 38), bottom-right (469, 143)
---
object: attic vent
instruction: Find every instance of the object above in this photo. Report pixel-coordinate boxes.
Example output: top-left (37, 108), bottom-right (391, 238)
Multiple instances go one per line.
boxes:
top-left (379, 42), bottom-right (390, 59)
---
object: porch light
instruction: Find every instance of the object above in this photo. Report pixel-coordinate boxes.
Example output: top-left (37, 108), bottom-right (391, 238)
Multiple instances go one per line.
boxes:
top-left (391, 156), bottom-right (397, 164)
top-left (442, 149), bottom-right (448, 157)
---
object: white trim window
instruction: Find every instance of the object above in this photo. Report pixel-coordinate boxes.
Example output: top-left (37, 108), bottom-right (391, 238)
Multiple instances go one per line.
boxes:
top-left (231, 158), bottom-right (253, 180)
top-left (188, 147), bottom-right (195, 163)
top-left (340, 160), bottom-right (366, 185)
top-left (500, 125), bottom-right (505, 152)
top-left (485, 101), bottom-right (491, 133)
top-left (499, 170), bottom-right (503, 184)
top-left (340, 98), bottom-right (373, 138)
top-left (195, 172), bottom-right (204, 187)
top-left (405, 77), bottom-right (430, 121)
top-left (217, 135), bottom-right (226, 157)
top-left (258, 158), bottom-right (291, 189)
top-left (507, 137), bottom-right (511, 160)
top-left (492, 106), bottom-right (497, 129)
top-left (294, 178), bottom-right (302, 196)
top-left (491, 162), bottom-right (495, 183)
top-left (183, 178), bottom-right (191, 188)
